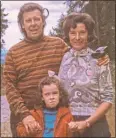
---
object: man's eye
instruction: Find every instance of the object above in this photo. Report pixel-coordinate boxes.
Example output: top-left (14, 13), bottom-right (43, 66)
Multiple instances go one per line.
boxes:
top-left (26, 19), bottom-right (31, 23)
top-left (35, 18), bottom-right (40, 21)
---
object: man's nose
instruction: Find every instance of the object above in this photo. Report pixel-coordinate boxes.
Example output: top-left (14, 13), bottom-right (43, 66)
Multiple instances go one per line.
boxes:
top-left (31, 19), bottom-right (36, 25)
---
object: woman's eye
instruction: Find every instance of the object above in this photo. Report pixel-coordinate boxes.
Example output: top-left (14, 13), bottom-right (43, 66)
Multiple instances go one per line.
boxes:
top-left (80, 31), bottom-right (86, 34)
top-left (70, 32), bottom-right (76, 35)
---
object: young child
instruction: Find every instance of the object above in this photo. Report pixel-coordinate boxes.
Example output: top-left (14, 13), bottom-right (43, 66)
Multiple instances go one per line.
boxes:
top-left (16, 76), bottom-right (74, 137)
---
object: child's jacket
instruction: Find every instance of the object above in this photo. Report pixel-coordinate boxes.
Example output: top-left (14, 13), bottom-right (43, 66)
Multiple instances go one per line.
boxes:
top-left (16, 107), bottom-right (73, 137)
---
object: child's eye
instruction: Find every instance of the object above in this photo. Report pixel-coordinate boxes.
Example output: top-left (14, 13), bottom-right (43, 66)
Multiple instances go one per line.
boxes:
top-left (53, 91), bottom-right (59, 95)
top-left (45, 93), bottom-right (49, 96)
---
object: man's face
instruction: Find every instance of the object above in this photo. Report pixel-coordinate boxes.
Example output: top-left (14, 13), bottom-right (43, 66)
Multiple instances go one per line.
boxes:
top-left (42, 83), bottom-right (60, 109)
top-left (22, 9), bottom-right (44, 40)
top-left (69, 23), bottom-right (88, 51)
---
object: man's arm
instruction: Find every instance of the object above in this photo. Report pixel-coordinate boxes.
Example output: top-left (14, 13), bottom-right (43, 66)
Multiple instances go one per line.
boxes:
top-left (3, 50), bottom-right (30, 120)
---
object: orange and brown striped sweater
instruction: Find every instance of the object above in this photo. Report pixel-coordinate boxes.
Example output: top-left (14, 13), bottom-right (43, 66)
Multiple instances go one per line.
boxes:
top-left (3, 36), bottom-right (68, 120)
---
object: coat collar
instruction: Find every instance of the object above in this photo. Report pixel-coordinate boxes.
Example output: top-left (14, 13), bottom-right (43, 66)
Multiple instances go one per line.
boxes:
top-left (57, 107), bottom-right (71, 118)
top-left (34, 107), bottom-right (70, 119)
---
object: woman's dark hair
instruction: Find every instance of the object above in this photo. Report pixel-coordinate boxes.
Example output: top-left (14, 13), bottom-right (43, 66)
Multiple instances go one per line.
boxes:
top-left (63, 12), bottom-right (97, 44)
top-left (36, 76), bottom-right (69, 108)
top-left (18, 2), bottom-right (49, 36)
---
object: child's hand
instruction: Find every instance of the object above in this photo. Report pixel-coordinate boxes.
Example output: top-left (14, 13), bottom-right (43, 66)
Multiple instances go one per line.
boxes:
top-left (68, 121), bottom-right (78, 132)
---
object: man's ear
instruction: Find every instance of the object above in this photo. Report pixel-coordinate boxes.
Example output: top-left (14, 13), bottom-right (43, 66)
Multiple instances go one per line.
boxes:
top-left (22, 24), bottom-right (25, 29)
top-left (42, 97), bottom-right (44, 101)
top-left (43, 21), bottom-right (46, 27)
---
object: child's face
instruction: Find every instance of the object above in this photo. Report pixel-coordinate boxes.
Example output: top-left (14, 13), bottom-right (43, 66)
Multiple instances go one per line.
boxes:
top-left (42, 83), bottom-right (60, 108)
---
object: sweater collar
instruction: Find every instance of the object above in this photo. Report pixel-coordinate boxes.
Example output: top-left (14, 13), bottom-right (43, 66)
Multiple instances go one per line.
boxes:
top-left (24, 34), bottom-right (45, 44)
top-left (70, 47), bottom-right (93, 57)
top-left (57, 107), bottom-right (71, 118)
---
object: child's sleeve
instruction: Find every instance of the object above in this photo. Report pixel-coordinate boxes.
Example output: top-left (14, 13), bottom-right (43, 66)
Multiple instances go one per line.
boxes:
top-left (67, 112), bottom-right (74, 137)
top-left (16, 122), bottom-right (28, 137)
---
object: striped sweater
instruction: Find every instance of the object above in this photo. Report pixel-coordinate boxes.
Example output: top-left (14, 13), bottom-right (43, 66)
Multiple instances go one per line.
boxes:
top-left (3, 36), bottom-right (68, 120)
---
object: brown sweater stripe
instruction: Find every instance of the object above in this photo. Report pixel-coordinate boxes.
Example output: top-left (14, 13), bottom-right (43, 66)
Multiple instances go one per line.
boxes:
top-left (3, 36), bottom-right (68, 120)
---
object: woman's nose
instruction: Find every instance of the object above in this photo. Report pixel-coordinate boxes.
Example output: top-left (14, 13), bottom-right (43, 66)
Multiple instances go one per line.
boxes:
top-left (75, 33), bottom-right (80, 40)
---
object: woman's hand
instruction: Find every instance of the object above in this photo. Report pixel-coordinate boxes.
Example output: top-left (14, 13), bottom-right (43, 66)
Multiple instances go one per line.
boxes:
top-left (75, 120), bottom-right (88, 134)
top-left (68, 120), bottom-right (88, 134)
top-left (68, 121), bottom-right (78, 132)
top-left (22, 115), bottom-right (42, 135)
top-left (97, 54), bottom-right (110, 66)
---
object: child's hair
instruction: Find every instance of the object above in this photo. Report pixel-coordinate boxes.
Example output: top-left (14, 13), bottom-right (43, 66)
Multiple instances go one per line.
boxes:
top-left (36, 76), bottom-right (69, 108)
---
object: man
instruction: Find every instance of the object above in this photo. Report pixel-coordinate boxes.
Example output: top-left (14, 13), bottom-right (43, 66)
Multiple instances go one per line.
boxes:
top-left (3, 3), bottom-right (67, 137)
top-left (3, 2), bottom-right (109, 137)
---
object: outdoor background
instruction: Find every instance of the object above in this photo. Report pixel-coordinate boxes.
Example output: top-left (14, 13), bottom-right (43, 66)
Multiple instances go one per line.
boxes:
top-left (1, 1), bottom-right (115, 137)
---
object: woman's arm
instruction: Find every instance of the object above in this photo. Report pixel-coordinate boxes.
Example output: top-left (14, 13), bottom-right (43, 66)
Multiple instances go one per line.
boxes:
top-left (73, 64), bottom-right (114, 133)
top-left (86, 64), bottom-right (113, 126)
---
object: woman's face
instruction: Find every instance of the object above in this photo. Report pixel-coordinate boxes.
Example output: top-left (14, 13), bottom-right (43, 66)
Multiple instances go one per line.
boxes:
top-left (69, 23), bottom-right (88, 51)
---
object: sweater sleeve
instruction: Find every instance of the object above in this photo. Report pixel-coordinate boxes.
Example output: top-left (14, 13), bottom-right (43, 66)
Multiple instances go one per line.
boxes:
top-left (16, 122), bottom-right (27, 137)
top-left (98, 64), bottom-right (114, 104)
top-left (3, 50), bottom-right (31, 120)
top-left (58, 52), bottom-right (69, 80)
top-left (60, 38), bottom-right (69, 56)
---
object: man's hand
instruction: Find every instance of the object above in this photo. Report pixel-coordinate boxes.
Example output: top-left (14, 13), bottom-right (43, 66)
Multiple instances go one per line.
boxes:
top-left (22, 115), bottom-right (42, 135)
top-left (97, 54), bottom-right (110, 66)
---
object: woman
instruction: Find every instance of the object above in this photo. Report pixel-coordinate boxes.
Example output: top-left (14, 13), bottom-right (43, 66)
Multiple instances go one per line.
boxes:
top-left (58, 13), bottom-right (113, 137)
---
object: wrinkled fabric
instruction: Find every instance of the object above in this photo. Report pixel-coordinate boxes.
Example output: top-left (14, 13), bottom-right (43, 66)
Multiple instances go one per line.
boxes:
top-left (16, 107), bottom-right (73, 137)
top-left (58, 47), bottom-right (113, 116)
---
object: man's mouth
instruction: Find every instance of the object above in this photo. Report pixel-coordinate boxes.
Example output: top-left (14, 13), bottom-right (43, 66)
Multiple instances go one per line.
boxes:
top-left (50, 101), bottom-right (55, 104)
top-left (30, 28), bottom-right (39, 33)
top-left (31, 30), bottom-right (38, 33)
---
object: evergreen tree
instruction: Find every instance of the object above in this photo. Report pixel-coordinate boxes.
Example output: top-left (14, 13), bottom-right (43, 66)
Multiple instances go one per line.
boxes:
top-left (49, 0), bottom-right (115, 60)
top-left (49, 14), bottom-right (65, 39)
top-left (1, 4), bottom-right (9, 48)
top-left (83, 1), bottom-right (115, 60)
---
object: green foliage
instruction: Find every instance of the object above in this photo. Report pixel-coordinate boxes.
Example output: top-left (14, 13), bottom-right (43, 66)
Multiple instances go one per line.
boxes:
top-left (1, 4), bottom-right (9, 48)
top-left (84, 1), bottom-right (115, 60)
top-left (49, 14), bottom-right (65, 39)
